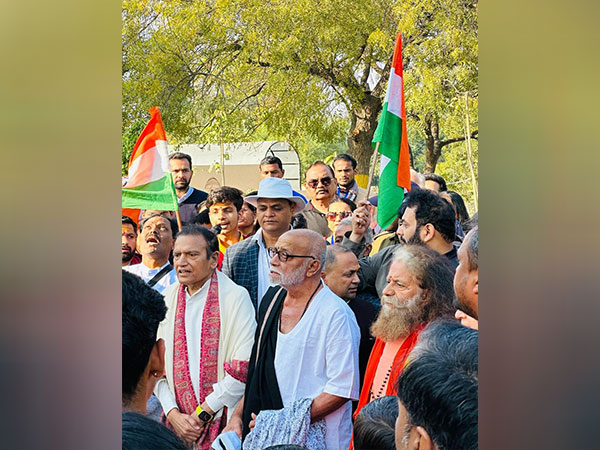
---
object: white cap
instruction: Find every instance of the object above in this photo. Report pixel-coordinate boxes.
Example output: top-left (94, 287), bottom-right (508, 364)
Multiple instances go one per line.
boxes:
top-left (244, 177), bottom-right (307, 212)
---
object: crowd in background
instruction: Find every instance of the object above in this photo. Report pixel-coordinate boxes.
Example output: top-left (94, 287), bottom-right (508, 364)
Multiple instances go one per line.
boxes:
top-left (122, 151), bottom-right (478, 450)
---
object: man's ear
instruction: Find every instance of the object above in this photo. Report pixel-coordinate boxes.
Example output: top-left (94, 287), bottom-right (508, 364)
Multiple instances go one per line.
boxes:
top-left (472, 270), bottom-right (478, 296)
top-left (415, 425), bottom-right (437, 450)
top-left (149, 338), bottom-right (165, 377)
top-left (321, 270), bottom-right (328, 281)
top-left (421, 223), bottom-right (435, 243)
top-left (362, 244), bottom-right (373, 257)
top-left (209, 251), bottom-right (219, 269)
top-left (306, 259), bottom-right (322, 278)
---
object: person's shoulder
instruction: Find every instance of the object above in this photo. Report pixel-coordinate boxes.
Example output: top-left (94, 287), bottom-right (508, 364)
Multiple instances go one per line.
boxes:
top-left (318, 286), bottom-right (354, 317)
top-left (161, 282), bottom-right (180, 304)
top-left (187, 188), bottom-right (208, 203)
top-left (217, 271), bottom-right (252, 299)
top-left (226, 237), bottom-right (258, 256)
top-left (123, 263), bottom-right (141, 275)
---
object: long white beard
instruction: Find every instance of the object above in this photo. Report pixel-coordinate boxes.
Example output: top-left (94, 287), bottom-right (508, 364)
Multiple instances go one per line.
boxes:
top-left (370, 291), bottom-right (424, 342)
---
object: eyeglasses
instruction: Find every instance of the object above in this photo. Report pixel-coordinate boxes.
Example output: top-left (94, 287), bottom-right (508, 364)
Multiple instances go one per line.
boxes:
top-left (327, 211), bottom-right (352, 220)
top-left (268, 247), bottom-right (317, 262)
top-left (306, 177), bottom-right (333, 189)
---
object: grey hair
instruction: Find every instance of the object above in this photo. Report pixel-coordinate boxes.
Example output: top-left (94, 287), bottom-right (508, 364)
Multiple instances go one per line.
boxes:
top-left (391, 245), bottom-right (456, 322)
top-left (465, 226), bottom-right (478, 271)
top-left (323, 245), bottom-right (354, 272)
top-left (336, 217), bottom-right (374, 245)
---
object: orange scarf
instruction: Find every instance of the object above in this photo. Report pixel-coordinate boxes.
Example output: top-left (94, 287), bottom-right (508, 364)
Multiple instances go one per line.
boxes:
top-left (353, 324), bottom-right (425, 420)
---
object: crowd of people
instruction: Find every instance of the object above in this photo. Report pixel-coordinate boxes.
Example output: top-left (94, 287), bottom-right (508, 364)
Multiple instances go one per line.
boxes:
top-left (122, 151), bottom-right (479, 450)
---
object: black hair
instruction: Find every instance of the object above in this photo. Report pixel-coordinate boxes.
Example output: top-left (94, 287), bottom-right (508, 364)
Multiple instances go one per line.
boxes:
top-left (122, 271), bottom-right (167, 405)
top-left (290, 213), bottom-right (307, 229)
top-left (446, 191), bottom-right (470, 228)
top-left (122, 215), bottom-right (137, 233)
top-left (306, 161), bottom-right (335, 179)
top-left (168, 151), bottom-right (192, 169)
top-left (140, 214), bottom-right (179, 239)
top-left (122, 412), bottom-right (186, 450)
top-left (424, 173), bottom-right (447, 191)
top-left (397, 320), bottom-right (478, 450)
top-left (463, 211), bottom-right (478, 235)
top-left (205, 186), bottom-right (244, 212)
top-left (402, 189), bottom-right (456, 243)
top-left (353, 395), bottom-right (398, 450)
top-left (191, 209), bottom-right (211, 226)
top-left (260, 156), bottom-right (283, 171)
top-left (332, 153), bottom-right (357, 170)
top-left (330, 197), bottom-right (357, 212)
top-left (176, 225), bottom-right (219, 258)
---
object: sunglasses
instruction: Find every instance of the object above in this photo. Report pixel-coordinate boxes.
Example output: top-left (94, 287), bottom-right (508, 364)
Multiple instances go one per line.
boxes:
top-left (306, 176), bottom-right (333, 189)
top-left (327, 211), bottom-right (352, 220)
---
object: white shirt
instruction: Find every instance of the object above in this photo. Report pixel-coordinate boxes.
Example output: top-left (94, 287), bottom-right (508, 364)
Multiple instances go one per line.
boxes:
top-left (274, 284), bottom-right (360, 450)
top-left (122, 260), bottom-right (177, 294)
top-left (253, 229), bottom-right (276, 308)
top-left (155, 271), bottom-right (257, 419)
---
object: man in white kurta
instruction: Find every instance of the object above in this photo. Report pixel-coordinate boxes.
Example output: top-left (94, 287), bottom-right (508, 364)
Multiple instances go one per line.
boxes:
top-left (154, 227), bottom-right (256, 448)
top-left (155, 270), bottom-right (256, 418)
top-left (227, 229), bottom-right (360, 450)
top-left (273, 283), bottom-right (360, 450)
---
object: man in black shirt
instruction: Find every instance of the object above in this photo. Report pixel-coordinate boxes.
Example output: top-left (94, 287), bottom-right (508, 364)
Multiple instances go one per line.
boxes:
top-left (168, 152), bottom-right (208, 225)
top-left (343, 189), bottom-right (458, 299)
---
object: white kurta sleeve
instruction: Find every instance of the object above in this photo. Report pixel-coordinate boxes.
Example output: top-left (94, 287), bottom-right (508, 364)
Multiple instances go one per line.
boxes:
top-left (210, 277), bottom-right (257, 412)
top-left (154, 377), bottom-right (178, 415)
top-left (204, 376), bottom-right (246, 412)
top-left (323, 311), bottom-right (361, 400)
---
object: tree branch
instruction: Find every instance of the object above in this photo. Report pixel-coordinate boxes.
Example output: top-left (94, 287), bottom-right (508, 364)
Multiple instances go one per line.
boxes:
top-left (440, 130), bottom-right (478, 147)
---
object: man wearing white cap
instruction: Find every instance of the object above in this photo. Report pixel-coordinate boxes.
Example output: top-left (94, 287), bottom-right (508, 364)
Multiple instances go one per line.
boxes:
top-left (221, 177), bottom-right (306, 311)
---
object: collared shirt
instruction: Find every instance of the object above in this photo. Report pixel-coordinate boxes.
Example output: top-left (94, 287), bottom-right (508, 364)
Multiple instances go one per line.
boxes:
top-left (337, 180), bottom-right (367, 203)
top-left (122, 260), bottom-right (177, 294)
top-left (252, 229), bottom-right (277, 308)
top-left (301, 201), bottom-right (334, 238)
top-left (337, 180), bottom-right (359, 201)
top-left (177, 186), bottom-right (194, 204)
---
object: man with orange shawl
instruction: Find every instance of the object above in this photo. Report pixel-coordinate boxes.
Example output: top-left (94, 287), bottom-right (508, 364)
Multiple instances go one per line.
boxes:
top-left (353, 245), bottom-right (456, 420)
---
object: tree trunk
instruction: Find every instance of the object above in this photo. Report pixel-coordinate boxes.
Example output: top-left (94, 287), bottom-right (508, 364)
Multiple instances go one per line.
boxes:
top-left (424, 115), bottom-right (442, 173)
top-left (346, 93), bottom-right (382, 174)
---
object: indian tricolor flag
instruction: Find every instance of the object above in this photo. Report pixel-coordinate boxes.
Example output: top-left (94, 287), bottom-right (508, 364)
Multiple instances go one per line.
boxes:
top-left (122, 107), bottom-right (179, 211)
top-left (372, 33), bottom-right (411, 230)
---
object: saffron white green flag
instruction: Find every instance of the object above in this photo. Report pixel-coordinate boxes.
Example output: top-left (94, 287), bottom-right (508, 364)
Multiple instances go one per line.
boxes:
top-left (122, 107), bottom-right (179, 211)
top-left (372, 34), bottom-right (411, 230)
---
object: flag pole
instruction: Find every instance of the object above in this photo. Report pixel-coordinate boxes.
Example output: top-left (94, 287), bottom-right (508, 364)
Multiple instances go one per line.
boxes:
top-left (366, 142), bottom-right (380, 199)
top-left (175, 209), bottom-right (183, 231)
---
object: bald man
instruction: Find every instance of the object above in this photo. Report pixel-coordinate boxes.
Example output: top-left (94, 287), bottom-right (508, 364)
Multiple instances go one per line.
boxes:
top-left (224, 229), bottom-right (360, 450)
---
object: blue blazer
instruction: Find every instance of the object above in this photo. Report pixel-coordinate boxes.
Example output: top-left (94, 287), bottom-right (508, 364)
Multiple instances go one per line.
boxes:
top-left (221, 238), bottom-right (260, 311)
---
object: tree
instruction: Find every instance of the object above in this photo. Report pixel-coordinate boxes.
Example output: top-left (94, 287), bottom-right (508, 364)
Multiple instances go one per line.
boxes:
top-left (122, 0), bottom-right (478, 175)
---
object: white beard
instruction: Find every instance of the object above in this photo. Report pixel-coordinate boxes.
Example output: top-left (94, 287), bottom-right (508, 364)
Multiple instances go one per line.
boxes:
top-left (370, 291), bottom-right (424, 342)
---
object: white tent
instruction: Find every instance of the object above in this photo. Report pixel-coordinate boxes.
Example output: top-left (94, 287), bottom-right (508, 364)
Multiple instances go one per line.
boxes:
top-left (168, 141), bottom-right (302, 192)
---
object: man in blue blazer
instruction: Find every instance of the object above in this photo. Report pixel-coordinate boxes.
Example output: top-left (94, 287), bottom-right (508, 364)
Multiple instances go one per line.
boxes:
top-left (221, 177), bottom-right (306, 311)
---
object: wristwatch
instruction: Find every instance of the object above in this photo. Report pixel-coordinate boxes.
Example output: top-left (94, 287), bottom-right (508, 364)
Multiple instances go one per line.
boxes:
top-left (195, 404), bottom-right (214, 423)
